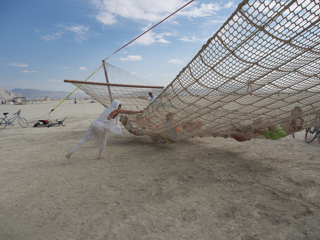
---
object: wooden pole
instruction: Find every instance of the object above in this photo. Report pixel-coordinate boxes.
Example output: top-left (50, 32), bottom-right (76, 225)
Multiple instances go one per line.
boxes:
top-left (102, 60), bottom-right (113, 102)
top-left (64, 80), bottom-right (165, 89)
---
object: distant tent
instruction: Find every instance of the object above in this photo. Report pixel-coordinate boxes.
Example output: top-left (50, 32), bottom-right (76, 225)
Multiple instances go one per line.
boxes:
top-left (44, 96), bottom-right (51, 101)
top-left (12, 97), bottom-right (27, 105)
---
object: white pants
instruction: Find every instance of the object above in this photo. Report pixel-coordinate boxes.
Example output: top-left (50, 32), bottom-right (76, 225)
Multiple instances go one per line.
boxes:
top-left (70, 122), bottom-right (107, 158)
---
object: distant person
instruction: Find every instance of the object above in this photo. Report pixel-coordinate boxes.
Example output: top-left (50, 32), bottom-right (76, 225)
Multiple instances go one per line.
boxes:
top-left (139, 91), bottom-right (174, 108)
top-left (139, 91), bottom-right (157, 102)
top-left (66, 100), bottom-right (142, 160)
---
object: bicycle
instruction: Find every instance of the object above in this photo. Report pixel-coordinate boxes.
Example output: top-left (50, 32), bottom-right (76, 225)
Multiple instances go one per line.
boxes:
top-left (0, 109), bottom-right (28, 130)
top-left (46, 117), bottom-right (67, 128)
top-left (305, 126), bottom-right (320, 143)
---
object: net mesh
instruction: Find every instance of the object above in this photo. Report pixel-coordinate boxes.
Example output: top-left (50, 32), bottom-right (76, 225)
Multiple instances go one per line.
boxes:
top-left (66, 0), bottom-right (320, 143)
top-left (65, 63), bottom-right (165, 110)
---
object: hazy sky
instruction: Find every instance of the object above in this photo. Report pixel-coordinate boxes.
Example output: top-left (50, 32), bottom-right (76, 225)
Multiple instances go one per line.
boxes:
top-left (0, 0), bottom-right (242, 92)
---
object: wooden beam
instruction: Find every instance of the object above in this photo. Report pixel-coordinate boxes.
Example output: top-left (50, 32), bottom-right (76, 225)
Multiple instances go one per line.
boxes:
top-left (64, 79), bottom-right (165, 89)
top-left (102, 60), bottom-right (113, 102)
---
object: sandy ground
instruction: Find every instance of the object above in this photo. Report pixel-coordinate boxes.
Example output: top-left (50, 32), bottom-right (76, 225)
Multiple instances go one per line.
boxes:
top-left (0, 100), bottom-right (319, 240)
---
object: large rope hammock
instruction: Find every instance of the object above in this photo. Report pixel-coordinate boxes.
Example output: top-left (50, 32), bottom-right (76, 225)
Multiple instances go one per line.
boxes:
top-left (65, 0), bottom-right (320, 143)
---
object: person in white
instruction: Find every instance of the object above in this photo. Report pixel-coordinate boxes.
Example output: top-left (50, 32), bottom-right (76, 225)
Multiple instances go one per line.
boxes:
top-left (66, 100), bottom-right (142, 160)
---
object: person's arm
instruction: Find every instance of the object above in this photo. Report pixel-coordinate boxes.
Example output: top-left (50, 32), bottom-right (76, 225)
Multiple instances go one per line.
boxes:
top-left (138, 96), bottom-right (148, 100)
top-left (109, 109), bottom-right (143, 119)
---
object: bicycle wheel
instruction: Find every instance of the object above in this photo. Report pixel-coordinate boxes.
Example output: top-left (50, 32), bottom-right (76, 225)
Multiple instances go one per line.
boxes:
top-left (0, 118), bottom-right (7, 130)
top-left (305, 127), bottom-right (319, 143)
top-left (18, 117), bottom-right (28, 128)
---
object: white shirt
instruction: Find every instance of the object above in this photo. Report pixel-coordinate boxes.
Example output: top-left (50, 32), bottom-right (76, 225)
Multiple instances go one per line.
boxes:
top-left (94, 100), bottom-right (122, 134)
top-left (148, 95), bottom-right (157, 102)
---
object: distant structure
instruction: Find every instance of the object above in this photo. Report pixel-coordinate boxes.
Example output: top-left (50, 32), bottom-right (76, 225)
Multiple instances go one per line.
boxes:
top-left (0, 88), bottom-right (22, 101)
top-left (12, 97), bottom-right (27, 105)
top-left (44, 96), bottom-right (51, 101)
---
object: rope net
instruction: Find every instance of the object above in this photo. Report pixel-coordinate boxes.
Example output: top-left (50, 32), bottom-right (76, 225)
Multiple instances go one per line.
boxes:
top-left (66, 0), bottom-right (320, 143)
top-left (64, 63), bottom-right (165, 110)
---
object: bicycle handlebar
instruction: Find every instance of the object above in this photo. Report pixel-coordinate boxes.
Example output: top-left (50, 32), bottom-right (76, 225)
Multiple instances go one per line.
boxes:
top-left (13, 110), bottom-right (21, 116)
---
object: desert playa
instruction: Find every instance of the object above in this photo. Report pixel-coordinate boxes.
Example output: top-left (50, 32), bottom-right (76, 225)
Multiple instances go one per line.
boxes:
top-left (0, 100), bottom-right (319, 240)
